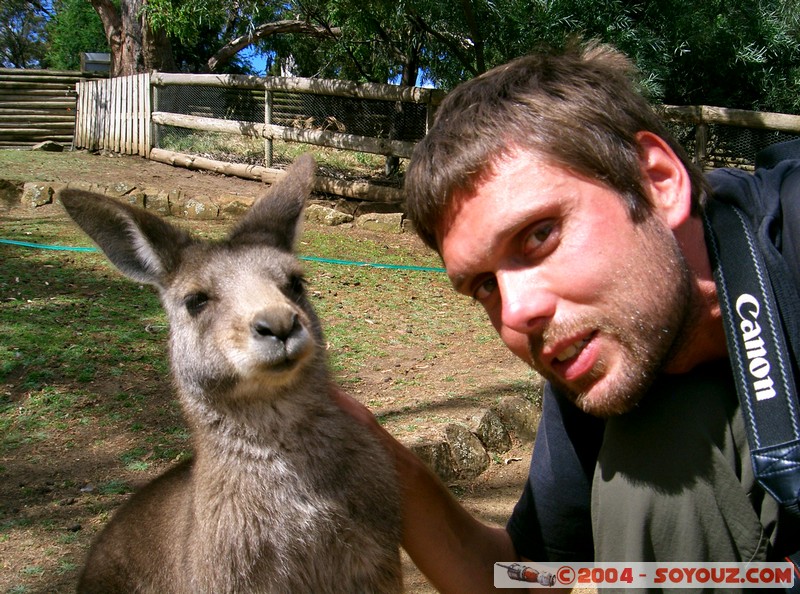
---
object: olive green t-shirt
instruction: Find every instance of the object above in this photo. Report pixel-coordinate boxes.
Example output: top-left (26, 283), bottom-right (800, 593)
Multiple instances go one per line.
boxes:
top-left (592, 361), bottom-right (779, 565)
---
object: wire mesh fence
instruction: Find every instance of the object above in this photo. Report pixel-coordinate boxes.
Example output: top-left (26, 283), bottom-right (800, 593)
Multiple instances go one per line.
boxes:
top-left (152, 82), bottom-right (429, 185)
top-left (664, 121), bottom-right (800, 170)
top-left (75, 72), bottom-right (800, 191)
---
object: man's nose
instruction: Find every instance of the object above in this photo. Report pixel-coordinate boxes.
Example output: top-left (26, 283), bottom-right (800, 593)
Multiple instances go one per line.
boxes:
top-left (496, 268), bottom-right (556, 334)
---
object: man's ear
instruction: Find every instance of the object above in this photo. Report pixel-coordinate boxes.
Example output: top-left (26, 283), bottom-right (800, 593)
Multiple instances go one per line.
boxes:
top-left (636, 130), bottom-right (693, 229)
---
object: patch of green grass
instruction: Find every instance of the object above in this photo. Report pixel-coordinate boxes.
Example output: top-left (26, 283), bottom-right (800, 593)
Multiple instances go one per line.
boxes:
top-left (1, 209), bottom-right (517, 515)
top-left (57, 559), bottom-right (78, 574)
top-left (158, 131), bottom-right (392, 178)
top-left (98, 480), bottom-right (131, 495)
top-left (58, 532), bottom-right (80, 545)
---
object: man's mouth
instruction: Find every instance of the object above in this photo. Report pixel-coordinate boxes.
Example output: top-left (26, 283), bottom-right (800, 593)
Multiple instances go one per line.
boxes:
top-left (554, 337), bottom-right (591, 362)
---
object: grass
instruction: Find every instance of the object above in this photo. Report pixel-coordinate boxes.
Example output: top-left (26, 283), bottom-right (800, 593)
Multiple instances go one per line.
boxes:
top-left (0, 210), bottom-right (494, 438)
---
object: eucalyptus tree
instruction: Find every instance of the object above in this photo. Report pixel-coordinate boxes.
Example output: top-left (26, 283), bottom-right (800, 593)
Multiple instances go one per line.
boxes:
top-left (0, 0), bottom-right (48, 68)
top-left (87, 0), bottom-right (177, 76)
top-left (419, 0), bottom-right (800, 111)
top-left (38, 0), bottom-right (800, 114)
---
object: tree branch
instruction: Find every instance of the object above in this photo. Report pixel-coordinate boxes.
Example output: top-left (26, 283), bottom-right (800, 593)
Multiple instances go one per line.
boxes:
top-left (459, 0), bottom-right (485, 73)
top-left (206, 19), bottom-right (340, 72)
top-left (407, 11), bottom-right (478, 77)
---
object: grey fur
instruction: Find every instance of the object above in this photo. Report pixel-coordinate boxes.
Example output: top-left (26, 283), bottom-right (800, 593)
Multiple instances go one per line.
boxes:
top-left (63, 154), bottom-right (403, 594)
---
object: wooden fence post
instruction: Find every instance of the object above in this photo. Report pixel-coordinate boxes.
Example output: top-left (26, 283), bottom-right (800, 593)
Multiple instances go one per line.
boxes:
top-left (264, 87), bottom-right (273, 167)
top-left (151, 74), bottom-right (160, 154)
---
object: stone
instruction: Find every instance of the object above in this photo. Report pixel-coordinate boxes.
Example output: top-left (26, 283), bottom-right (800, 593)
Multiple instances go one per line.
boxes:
top-left (23, 182), bottom-right (54, 207)
top-left (305, 203), bottom-right (354, 226)
top-left (492, 396), bottom-right (542, 443)
top-left (0, 179), bottom-right (23, 211)
top-left (123, 191), bottom-right (146, 208)
top-left (143, 188), bottom-right (185, 216)
top-left (475, 408), bottom-right (513, 453)
top-left (65, 181), bottom-right (103, 194)
top-left (122, 190), bottom-right (148, 209)
top-left (407, 437), bottom-right (457, 482)
top-left (445, 423), bottom-right (490, 480)
top-left (31, 140), bottom-right (64, 152)
top-left (216, 193), bottom-right (254, 219)
top-left (181, 196), bottom-right (218, 220)
top-left (105, 182), bottom-right (138, 198)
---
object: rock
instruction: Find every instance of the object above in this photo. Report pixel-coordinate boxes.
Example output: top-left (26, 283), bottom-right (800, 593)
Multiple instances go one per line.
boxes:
top-left (305, 203), bottom-right (354, 226)
top-left (492, 396), bottom-right (542, 443)
top-left (0, 179), bottom-right (23, 211)
top-left (31, 140), bottom-right (64, 152)
top-left (407, 438), bottom-right (457, 482)
top-left (22, 182), bottom-right (54, 207)
top-left (475, 408), bottom-right (513, 453)
top-left (143, 188), bottom-right (171, 215)
top-left (123, 191), bottom-right (146, 208)
top-left (445, 423), bottom-right (490, 480)
top-left (216, 193), bottom-right (254, 218)
top-left (105, 182), bottom-right (138, 198)
top-left (181, 196), bottom-right (218, 220)
top-left (65, 181), bottom-right (104, 194)
top-left (355, 212), bottom-right (404, 233)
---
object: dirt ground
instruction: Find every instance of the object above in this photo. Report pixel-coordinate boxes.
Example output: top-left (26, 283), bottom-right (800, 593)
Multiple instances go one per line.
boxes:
top-left (0, 150), bottom-right (550, 593)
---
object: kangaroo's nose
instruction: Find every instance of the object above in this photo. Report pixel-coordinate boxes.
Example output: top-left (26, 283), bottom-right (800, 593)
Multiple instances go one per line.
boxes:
top-left (251, 311), bottom-right (300, 342)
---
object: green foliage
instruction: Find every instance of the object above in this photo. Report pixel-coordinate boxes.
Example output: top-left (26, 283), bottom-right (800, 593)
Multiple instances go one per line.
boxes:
top-left (4, 0), bottom-right (800, 113)
top-left (0, 0), bottom-right (48, 68)
top-left (418, 0), bottom-right (800, 113)
top-left (45, 0), bottom-right (109, 71)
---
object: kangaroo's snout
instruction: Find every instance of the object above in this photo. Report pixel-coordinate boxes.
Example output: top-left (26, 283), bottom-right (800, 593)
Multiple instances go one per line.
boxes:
top-left (251, 310), bottom-right (300, 342)
top-left (250, 307), bottom-right (313, 369)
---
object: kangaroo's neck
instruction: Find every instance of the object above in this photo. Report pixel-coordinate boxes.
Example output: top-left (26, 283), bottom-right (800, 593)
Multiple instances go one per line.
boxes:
top-left (180, 361), bottom-right (338, 460)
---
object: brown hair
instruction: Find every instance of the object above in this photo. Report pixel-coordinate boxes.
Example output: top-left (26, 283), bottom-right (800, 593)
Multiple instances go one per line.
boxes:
top-left (404, 40), bottom-right (708, 251)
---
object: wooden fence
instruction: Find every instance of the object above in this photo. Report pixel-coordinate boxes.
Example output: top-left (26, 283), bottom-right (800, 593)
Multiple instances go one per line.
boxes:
top-left (0, 69), bottom-right (105, 149)
top-left (74, 72), bottom-right (442, 161)
top-left (70, 71), bottom-right (800, 195)
top-left (660, 105), bottom-right (800, 168)
top-left (74, 73), bottom-right (151, 157)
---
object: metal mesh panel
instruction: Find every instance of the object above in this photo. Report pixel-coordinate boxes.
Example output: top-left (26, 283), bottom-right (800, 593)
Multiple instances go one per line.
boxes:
top-left (154, 81), bottom-right (800, 181)
top-left (153, 82), bottom-right (427, 183)
top-left (702, 126), bottom-right (800, 170)
top-left (664, 120), bottom-right (800, 170)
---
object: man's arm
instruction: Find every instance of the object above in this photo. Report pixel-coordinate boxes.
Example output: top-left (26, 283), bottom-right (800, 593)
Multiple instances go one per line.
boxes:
top-left (332, 387), bottom-right (519, 593)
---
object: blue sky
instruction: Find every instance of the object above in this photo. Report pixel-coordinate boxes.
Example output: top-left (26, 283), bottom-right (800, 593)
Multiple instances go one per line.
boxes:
top-left (241, 47), bottom-right (434, 87)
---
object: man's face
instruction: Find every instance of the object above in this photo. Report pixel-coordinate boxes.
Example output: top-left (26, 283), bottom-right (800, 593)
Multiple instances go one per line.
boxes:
top-left (439, 150), bottom-right (696, 417)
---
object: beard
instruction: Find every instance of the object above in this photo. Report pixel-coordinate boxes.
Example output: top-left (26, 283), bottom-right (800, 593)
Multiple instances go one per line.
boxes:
top-left (529, 216), bottom-right (699, 418)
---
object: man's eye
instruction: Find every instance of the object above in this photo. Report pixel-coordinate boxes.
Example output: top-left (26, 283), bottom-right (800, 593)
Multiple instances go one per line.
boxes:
top-left (473, 276), bottom-right (498, 301)
top-left (524, 220), bottom-right (556, 254)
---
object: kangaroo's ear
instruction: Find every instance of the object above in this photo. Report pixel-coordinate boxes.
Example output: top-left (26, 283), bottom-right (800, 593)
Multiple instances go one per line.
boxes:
top-left (229, 153), bottom-right (316, 251)
top-left (60, 189), bottom-right (193, 287)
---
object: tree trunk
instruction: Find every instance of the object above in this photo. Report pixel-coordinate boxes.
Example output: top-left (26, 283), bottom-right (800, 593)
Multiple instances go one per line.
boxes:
top-left (88, 0), bottom-right (176, 77)
top-left (385, 42), bottom-right (421, 176)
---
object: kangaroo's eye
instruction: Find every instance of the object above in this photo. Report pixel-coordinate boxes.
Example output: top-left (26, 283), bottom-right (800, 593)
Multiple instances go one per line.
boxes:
top-left (184, 292), bottom-right (210, 316)
top-left (287, 274), bottom-right (306, 298)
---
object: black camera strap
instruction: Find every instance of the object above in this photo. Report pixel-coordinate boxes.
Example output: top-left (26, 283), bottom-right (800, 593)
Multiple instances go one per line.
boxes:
top-left (702, 199), bottom-right (800, 518)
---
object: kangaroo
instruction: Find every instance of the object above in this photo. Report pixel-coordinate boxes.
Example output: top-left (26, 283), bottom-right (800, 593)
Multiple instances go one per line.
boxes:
top-left (62, 154), bottom-right (403, 594)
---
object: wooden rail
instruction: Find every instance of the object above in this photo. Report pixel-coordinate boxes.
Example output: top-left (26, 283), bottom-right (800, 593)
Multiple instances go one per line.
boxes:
top-left (0, 69), bottom-right (105, 149)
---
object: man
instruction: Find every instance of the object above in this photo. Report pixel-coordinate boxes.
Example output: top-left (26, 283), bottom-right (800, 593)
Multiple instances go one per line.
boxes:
top-left (337, 40), bottom-right (800, 592)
